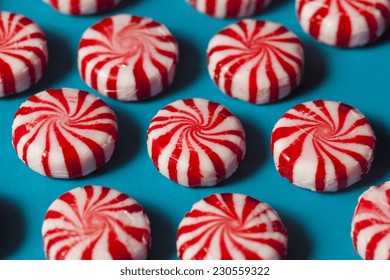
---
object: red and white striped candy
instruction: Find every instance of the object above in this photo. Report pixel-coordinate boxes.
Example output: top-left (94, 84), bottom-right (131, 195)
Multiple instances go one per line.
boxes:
top-left (296, 0), bottom-right (390, 47)
top-left (0, 11), bottom-right (48, 98)
top-left (146, 98), bottom-right (246, 187)
top-left (12, 88), bottom-right (118, 179)
top-left (42, 185), bottom-right (151, 260)
top-left (186, 0), bottom-right (272, 18)
top-left (78, 14), bottom-right (179, 101)
top-left (43, 0), bottom-right (122, 15)
top-left (177, 193), bottom-right (288, 260)
top-left (271, 100), bottom-right (376, 192)
top-left (351, 181), bottom-right (390, 260)
top-left (207, 19), bottom-right (304, 104)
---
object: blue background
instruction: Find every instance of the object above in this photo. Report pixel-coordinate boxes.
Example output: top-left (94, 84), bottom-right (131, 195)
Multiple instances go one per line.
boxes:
top-left (0, 0), bottom-right (389, 260)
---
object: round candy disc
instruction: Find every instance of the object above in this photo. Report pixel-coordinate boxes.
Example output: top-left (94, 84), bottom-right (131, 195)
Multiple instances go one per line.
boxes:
top-left (271, 100), bottom-right (376, 192)
top-left (0, 11), bottom-right (48, 97)
top-left (186, 0), bottom-right (272, 18)
top-left (296, 0), bottom-right (390, 47)
top-left (42, 185), bottom-right (151, 260)
top-left (146, 98), bottom-right (246, 187)
top-left (177, 193), bottom-right (288, 260)
top-left (44, 0), bottom-right (122, 15)
top-left (12, 88), bottom-right (118, 179)
top-left (78, 14), bottom-right (179, 101)
top-left (351, 181), bottom-right (390, 260)
top-left (207, 19), bottom-right (304, 104)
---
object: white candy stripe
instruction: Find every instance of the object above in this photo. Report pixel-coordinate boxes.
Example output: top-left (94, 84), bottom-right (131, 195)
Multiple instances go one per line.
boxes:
top-left (147, 98), bottom-right (246, 187)
top-left (271, 100), bottom-right (376, 192)
top-left (351, 181), bottom-right (390, 260)
top-left (177, 193), bottom-right (288, 260)
top-left (187, 0), bottom-right (271, 18)
top-left (12, 88), bottom-right (118, 179)
top-left (296, 0), bottom-right (390, 47)
top-left (207, 19), bottom-right (304, 104)
top-left (42, 185), bottom-right (151, 260)
top-left (78, 14), bottom-right (178, 101)
top-left (0, 11), bottom-right (48, 97)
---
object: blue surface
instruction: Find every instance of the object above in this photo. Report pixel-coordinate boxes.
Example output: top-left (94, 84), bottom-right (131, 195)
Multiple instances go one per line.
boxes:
top-left (0, 0), bottom-right (389, 260)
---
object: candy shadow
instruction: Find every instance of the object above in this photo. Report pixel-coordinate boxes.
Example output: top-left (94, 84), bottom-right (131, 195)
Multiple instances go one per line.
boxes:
top-left (32, 30), bottom-right (74, 92)
top-left (100, 105), bottom-right (142, 174)
top-left (264, 0), bottom-right (291, 13)
top-left (114, 0), bottom-right (142, 11)
top-left (158, 34), bottom-right (203, 100)
top-left (347, 119), bottom-right (390, 192)
top-left (282, 213), bottom-right (312, 260)
top-left (146, 206), bottom-right (177, 260)
top-left (221, 116), bottom-right (267, 185)
top-left (0, 196), bottom-right (26, 259)
top-left (366, 28), bottom-right (390, 48)
top-left (285, 40), bottom-right (328, 102)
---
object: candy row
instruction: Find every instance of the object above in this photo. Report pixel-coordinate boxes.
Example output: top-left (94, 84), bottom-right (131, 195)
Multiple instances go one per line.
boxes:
top-left (0, 11), bottom-right (301, 104)
top-left (11, 88), bottom-right (376, 193)
top-left (41, 182), bottom-right (390, 260)
top-left (43, 0), bottom-right (390, 48)
top-left (3, 1), bottom-right (390, 101)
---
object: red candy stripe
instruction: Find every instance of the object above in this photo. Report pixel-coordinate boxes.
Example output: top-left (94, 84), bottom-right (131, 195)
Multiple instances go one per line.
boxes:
top-left (146, 98), bottom-right (246, 187)
top-left (187, 0), bottom-right (271, 18)
top-left (12, 88), bottom-right (118, 179)
top-left (0, 11), bottom-right (48, 97)
top-left (177, 193), bottom-right (288, 260)
top-left (296, 0), bottom-right (390, 47)
top-left (351, 181), bottom-right (390, 260)
top-left (207, 19), bottom-right (304, 104)
top-left (44, 0), bottom-right (122, 15)
top-left (78, 14), bottom-right (178, 101)
top-left (271, 100), bottom-right (376, 192)
top-left (42, 185), bottom-right (151, 260)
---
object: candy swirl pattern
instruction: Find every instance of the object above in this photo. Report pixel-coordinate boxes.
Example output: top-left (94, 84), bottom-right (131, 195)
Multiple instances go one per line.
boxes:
top-left (44, 0), bottom-right (122, 15)
top-left (146, 98), bottom-right (246, 187)
top-left (0, 11), bottom-right (48, 97)
top-left (78, 14), bottom-right (179, 101)
top-left (176, 193), bottom-right (288, 260)
top-left (271, 100), bottom-right (376, 192)
top-left (187, 0), bottom-right (272, 18)
top-left (296, 0), bottom-right (390, 47)
top-left (42, 185), bottom-right (151, 260)
top-left (12, 88), bottom-right (118, 179)
top-left (207, 19), bottom-right (304, 104)
top-left (351, 181), bottom-right (390, 260)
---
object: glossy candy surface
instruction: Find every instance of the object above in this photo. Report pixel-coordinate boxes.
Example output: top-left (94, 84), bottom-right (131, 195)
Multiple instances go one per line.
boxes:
top-left (177, 193), bottom-right (288, 260)
top-left (42, 185), bottom-right (151, 260)
top-left (207, 19), bottom-right (304, 104)
top-left (78, 14), bottom-right (179, 101)
top-left (0, 11), bottom-right (48, 97)
top-left (147, 98), bottom-right (246, 187)
top-left (296, 0), bottom-right (390, 47)
top-left (271, 100), bottom-right (376, 192)
top-left (12, 88), bottom-right (118, 179)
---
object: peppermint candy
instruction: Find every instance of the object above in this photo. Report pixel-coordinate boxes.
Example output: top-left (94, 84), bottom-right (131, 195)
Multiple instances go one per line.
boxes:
top-left (0, 11), bottom-right (48, 97)
top-left (42, 185), bottom-right (151, 260)
top-left (271, 100), bottom-right (376, 192)
top-left (177, 193), bottom-right (288, 260)
top-left (78, 14), bottom-right (179, 101)
top-left (147, 98), bottom-right (246, 187)
top-left (12, 88), bottom-right (118, 179)
top-left (296, 0), bottom-right (390, 47)
top-left (351, 181), bottom-right (390, 260)
top-left (44, 0), bottom-right (122, 15)
top-left (207, 19), bottom-right (304, 104)
top-left (186, 0), bottom-right (271, 18)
